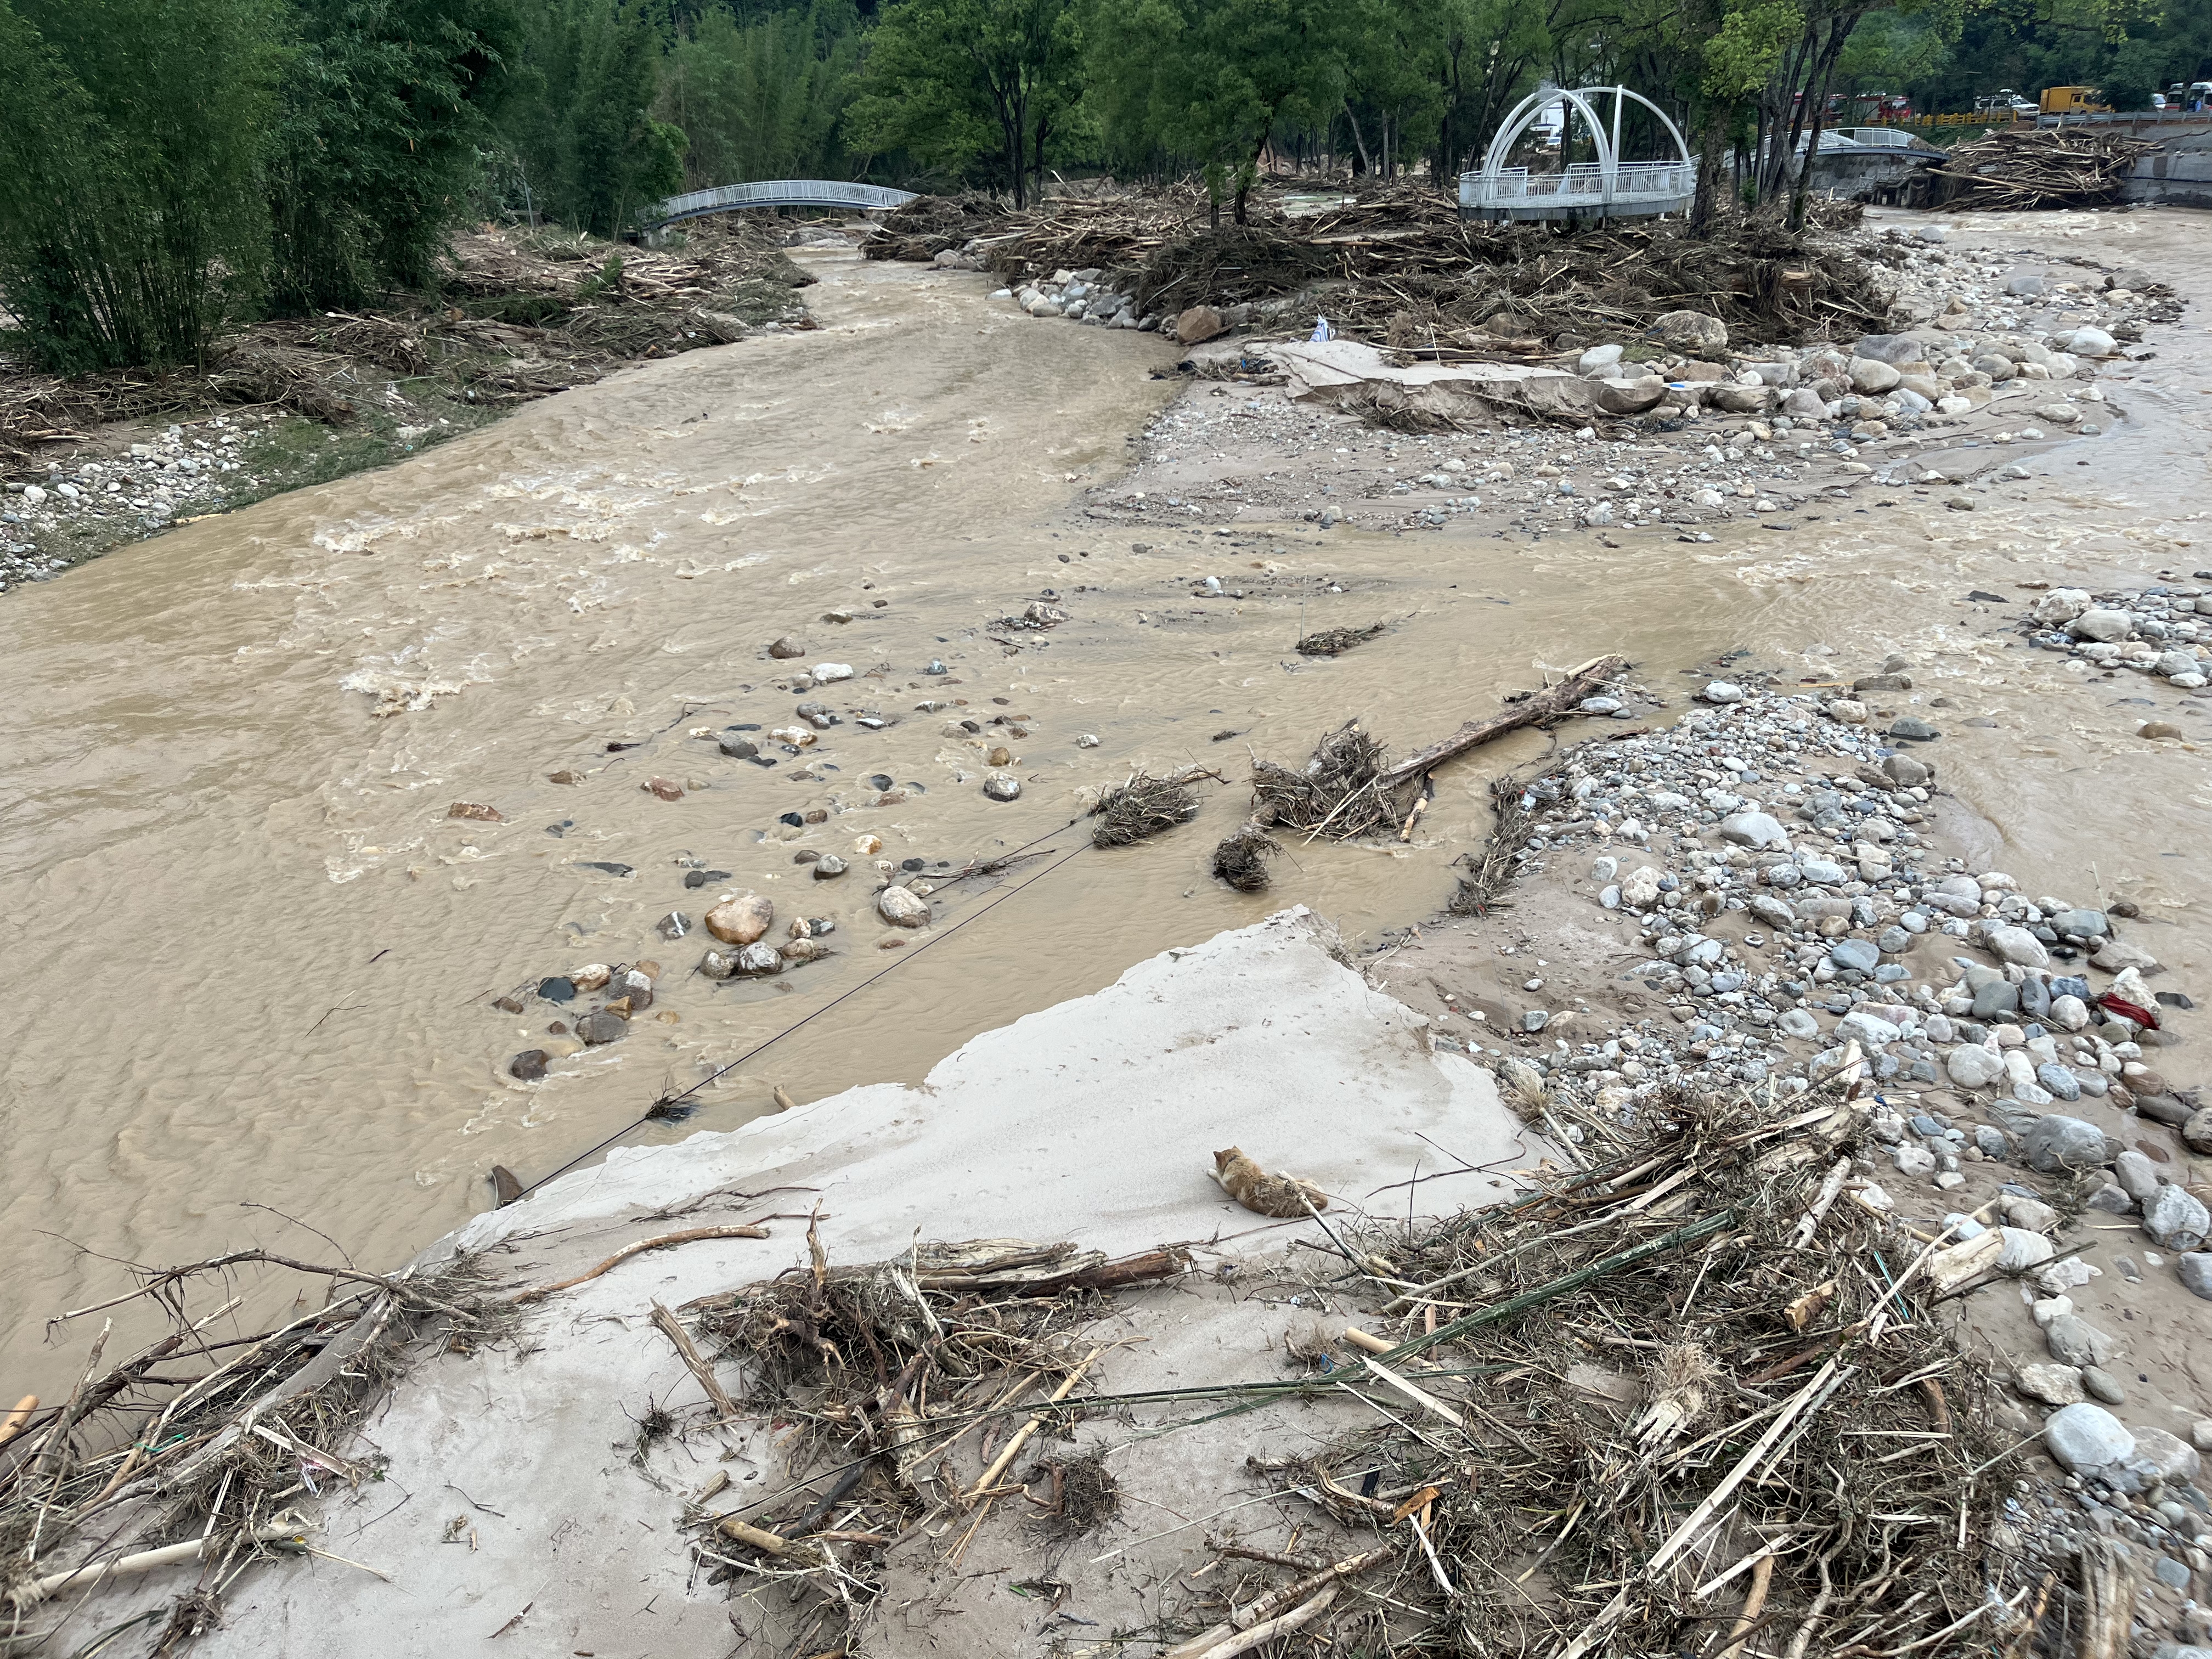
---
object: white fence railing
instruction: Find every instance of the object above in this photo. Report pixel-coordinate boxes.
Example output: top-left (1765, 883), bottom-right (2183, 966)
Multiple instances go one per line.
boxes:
top-left (1464, 161), bottom-right (1694, 208)
top-left (646, 180), bottom-right (918, 225)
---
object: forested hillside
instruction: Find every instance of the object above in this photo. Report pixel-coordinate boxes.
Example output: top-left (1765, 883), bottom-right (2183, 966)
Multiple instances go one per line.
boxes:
top-left (1, 0), bottom-right (2205, 372)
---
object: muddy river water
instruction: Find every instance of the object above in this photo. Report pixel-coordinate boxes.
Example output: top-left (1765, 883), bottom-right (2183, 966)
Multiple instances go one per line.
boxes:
top-left (4, 208), bottom-right (2210, 1398)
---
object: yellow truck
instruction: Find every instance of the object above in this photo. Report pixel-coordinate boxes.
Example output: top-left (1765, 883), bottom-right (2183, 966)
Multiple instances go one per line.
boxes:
top-left (2040, 85), bottom-right (2111, 115)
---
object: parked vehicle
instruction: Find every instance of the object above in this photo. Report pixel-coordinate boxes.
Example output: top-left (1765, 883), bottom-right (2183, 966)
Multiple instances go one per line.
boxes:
top-left (2039, 85), bottom-right (2110, 115)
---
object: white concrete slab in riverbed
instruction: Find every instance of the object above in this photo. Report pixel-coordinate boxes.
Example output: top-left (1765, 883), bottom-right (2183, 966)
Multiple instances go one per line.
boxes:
top-left (50, 910), bottom-right (1544, 1658)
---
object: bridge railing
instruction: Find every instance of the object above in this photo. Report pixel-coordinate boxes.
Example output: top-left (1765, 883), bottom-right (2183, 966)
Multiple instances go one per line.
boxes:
top-left (645, 180), bottom-right (918, 226)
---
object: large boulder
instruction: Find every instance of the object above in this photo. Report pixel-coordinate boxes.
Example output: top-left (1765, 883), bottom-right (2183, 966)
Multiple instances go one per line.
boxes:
top-left (1709, 383), bottom-right (1775, 414)
top-left (1654, 309), bottom-right (1728, 355)
top-left (1848, 357), bottom-right (1903, 394)
top-left (1175, 305), bottom-right (1228, 346)
top-left (1595, 376), bottom-right (1667, 415)
top-left (1852, 332), bottom-right (1932, 366)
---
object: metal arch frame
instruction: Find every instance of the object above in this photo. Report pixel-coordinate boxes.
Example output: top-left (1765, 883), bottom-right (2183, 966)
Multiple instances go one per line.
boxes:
top-left (643, 180), bottom-right (918, 228)
top-left (1463, 86), bottom-right (1695, 222)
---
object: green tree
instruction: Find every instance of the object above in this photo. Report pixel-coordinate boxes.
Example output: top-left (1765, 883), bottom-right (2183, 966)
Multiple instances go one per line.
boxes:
top-left (661, 0), bottom-right (863, 184)
top-left (269, 0), bottom-right (522, 313)
top-left (1689, 0), bottom-right (1799, 230)
top-left (848, 0), bottom-right (1081, 205)
top-left (503, 0), bottom-right (687, 235)
top-left (1088, 0), bottom-right (1347, 222)
top-left (0, 0), bottom-right (283, 369)
top-left (2100, 31), bottom-right (2166, 103)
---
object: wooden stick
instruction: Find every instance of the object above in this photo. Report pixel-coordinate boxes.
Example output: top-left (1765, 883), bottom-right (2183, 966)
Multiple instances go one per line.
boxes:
top-left (1190, 1585), bottom-right (1338, 1659)
top-left (651, 1302), bottom-right (739, 1419)
top-left (512, 1224), bottom-right (769, 1304)
top-left (1374, 653), bottom-right (1629, 797)
top-left (1357, 1357), bottom-right (1465, 1429)
top-left (0, 1396), bottom-right (35, 1450)
top-left (718, 1516), bottom-right (792, 1556)
top-left (1160, 1548), bottom-right (1391, 1659)
top-left (20, 1519), bottom-right (302, 1604)
top-left (963, 1346), bottom-right (1104, 1500)
top-left (1718, 1553), bottom-right (1777, 1659)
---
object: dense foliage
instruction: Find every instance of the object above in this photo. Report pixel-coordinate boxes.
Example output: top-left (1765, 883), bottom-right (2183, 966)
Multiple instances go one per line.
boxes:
top-left (0, 0), bottom-right (2204, 371)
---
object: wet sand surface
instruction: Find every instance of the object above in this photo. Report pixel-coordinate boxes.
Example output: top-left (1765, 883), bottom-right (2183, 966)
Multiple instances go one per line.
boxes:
top-left (4, 208), bottom-right (2209, 1400)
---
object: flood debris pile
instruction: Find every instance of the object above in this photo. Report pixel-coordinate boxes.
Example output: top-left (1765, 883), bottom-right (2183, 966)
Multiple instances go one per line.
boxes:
top-left (0, 1251), bottom-right (504, 1637)
top-left (1210, 821), bottom-right (1282, 891)
top-left (1294, 619), bottom-right (1389, 657)
top-left (1928, 125), bottom-right (2162, 211)
top-left (1250, 719), bottom-right (1396, 839)
top-left (675, 1235), bottom-right (1187, 1650)
top-left (859, 193), bottom-right (1025, 263)
top-left (1272, 1081), bottom-right (2035, 1657)
top-left (1090, 768), bottom-right (1206, 847)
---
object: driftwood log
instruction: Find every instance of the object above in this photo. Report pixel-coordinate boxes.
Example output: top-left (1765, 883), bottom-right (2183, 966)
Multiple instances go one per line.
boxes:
top-left (1378, 653), bottom-right (1628, 809)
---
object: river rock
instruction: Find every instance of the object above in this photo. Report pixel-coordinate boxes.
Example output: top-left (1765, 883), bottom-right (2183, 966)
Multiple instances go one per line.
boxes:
top-left (1656, 310), bottom-right (1728, 354)
top-left (509, 1049), bottom-right (550, 1082)
top-left (2134, 1426), bottom-right (2202, 1487)
top-left (2180, 1254), bottom-right (2212, 1300)
top-left (575, 1010), bottom-right (628, 1045)
top-left (2035, 1062), bottom-right (2081, 1101)
top-left (812, 854), bottom-right (848, 879)
top-left (983, 773), bottom-right (1022, 801)
top-left (768, 636), bottom-right (807, 658)
top-left (812, 662), bottom-right (855, 683)
top-left (2083, 1367), bottom-right (2126, 1405)
top-left (1849, 357), bottom-right (1903, 393)
top-left (706, 892), bottom-right (775, 945)
top-left (1702, 681), bottom-right (1745, 703)
top-left (2115, 1149), bottom-right (2162, 1205)
top-left (1946, 1045), bottom-right (2006, 1090)
top-left (2044, 1403), bottom-right (2135, 1474)
top-left (2069, 609), bottom-right (2134, 643)
top-left (2023, 1114), bottom-right (2113, 1173)
top-left (1621, 865), bottom-right (1663, 909)
top-left (1831, 938), bottom-right (1880, 973)
top-left (1176, 304), bottom-right (1228, 345)
top-left (2044, 1313), bottom-right (2113, 1367)
top-left (719, 734), bottom-right (759, 759)
top-left (571, 964), bottom-right (612, 992)
top-left (2068, 326), bottom-right (2117, 357)
top-left (2182, 1107), bottom-right (2212, 1154)
top-left (2016, 1363), bottom-right (2085, 1405)
top-left (699, 949), bottom-right (737, 979)
top-left (1999, 1227), bottom-right (2057, 1271)
top-left (2091, 938), bottom-right (2159, 973)
top-left (878, 885), bottom-right (931, 927)
top-left (2146, 1184), bottom-right (2211, 1251)
top-left (1984, 924), bottom-right (2050, 967)
top-left (783, 937), bottom-right (832, 964)
top-left (1578, 343), bottom-right (1624, 376)
top-left (736, 941), bottom-right (785, 974)
top-left (1720, 811), bottom-right (1787, 849)
top-left (1596, 376), bottom-right (1667, 415)
top-left (1709, 384), bottom-right (1774, 414)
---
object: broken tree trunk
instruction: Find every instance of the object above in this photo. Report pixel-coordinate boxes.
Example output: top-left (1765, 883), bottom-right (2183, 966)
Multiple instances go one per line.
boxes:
top-left (1375, 653), bottom-right (1628, 808)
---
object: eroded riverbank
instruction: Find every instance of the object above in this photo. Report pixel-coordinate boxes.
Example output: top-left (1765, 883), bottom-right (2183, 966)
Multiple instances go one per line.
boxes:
top-left (3, 207), bottom-right (2210, 1411)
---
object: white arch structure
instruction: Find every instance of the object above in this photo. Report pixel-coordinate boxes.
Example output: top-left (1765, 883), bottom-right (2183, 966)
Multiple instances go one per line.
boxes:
top-left (1460, 86), bottom-right (1695, 221)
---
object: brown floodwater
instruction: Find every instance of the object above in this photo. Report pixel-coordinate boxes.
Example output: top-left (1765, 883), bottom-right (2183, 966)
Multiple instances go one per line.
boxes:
top-left (4, 211), bottom-right (2210, 1399)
